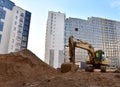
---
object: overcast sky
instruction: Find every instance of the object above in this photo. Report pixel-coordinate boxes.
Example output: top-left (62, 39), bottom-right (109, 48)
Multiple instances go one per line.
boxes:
top-left (11, 0), bottom-right (120, 61)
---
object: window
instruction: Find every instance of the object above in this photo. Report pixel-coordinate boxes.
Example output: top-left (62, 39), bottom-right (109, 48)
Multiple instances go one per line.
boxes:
top-left (81, 26), bottom-right (83, 28)
top-left (16, 16), bottom-right (18, 19)
top-left (19, 18), bottom-right (23, 22)
top-left (20, 13), bottom-right (24, 17)
top-left (22, 36), bottom-right (27, 41)
top-left (15, 21), bottom-right (17, 25)
top-left (16, 10), bottom-right (19, 14)
top-left (1, 0), bottom-right (5, 3)
top-left (12, 39), bottom-right (14, 43)
top-left (11, 45), bottom-right (13, 49)
top-left (0, 34), bottom-right (2, 43)
top-left (15, 43), bottom-right (21, 47)
top-left (23, 31), bottom-right (28, 36)
top-left (24, 26), bottom-right (28, 31)
top-left (0, 11), bottom-right (3, 15)
top-left (0, 22), bottom-right (3, 31)
top-left (22, 42), bottom-right (27, 47)
top-left (19, 23), bottom-right (23, 28)
top-left (75, 28), bottom-right (78, 31)
top-left (17, 36), bottom-right (21, 40)
top-left (17, 29), bottom-right (22, 33)
top-left (26, 16), bottom-right (30, 20)
top-left (16, 39), bottom-right (21, 42)
top-left (0, 5), bottom-right (3, 9)
top-left (14, 27), bottom-right (16, 31)
top-left (25, 21), bottom-right (29, 25)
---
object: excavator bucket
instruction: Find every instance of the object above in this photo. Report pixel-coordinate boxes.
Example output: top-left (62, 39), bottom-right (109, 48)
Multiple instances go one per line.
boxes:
top-left (61, 63), bottom-right (79, 73)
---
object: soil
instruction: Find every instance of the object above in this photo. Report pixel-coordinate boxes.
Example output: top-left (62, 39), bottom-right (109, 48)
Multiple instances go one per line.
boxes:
top-left (0, 49), bottom-right (119, 87)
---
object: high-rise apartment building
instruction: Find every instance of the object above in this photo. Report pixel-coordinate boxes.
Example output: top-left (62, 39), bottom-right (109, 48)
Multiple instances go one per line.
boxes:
top-left (0, 0), bottom-right (31, 53)
top-left (65, 17), bottom-right (120, 67)
top-left (45, 11), bottom-right (65, 68)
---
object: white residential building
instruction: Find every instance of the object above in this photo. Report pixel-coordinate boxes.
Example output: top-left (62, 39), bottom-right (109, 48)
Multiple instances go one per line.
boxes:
top-left (0, 0), bottom-right (31, 54)
top-left (45, 11), bottom-right (65, 68)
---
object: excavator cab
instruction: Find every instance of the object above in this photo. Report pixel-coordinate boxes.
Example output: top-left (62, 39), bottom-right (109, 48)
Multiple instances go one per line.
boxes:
top-left (86, 50), bottom-right (110, 72)
top-left (95, 50), bottom-right (105, 62)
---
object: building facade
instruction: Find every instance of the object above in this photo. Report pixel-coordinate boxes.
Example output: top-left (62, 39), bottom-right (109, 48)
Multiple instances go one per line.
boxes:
top-left (45, 11), bottom-right (65, 68)
top-left (65, 17), bottom-right (120, 67)
top-left (0, 0), bottom-right (31, 53)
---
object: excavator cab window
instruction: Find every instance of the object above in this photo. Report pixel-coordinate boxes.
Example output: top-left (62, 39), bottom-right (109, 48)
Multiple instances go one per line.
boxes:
top-left (95, 50), bottom-right (105, 62)
top-left (95, 51), bottom-right (102, 62)
top-left (101, 51), bottom-right (106, 61)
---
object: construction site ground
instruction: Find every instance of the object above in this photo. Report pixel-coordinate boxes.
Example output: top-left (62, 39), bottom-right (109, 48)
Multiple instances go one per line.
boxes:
top-left (0, 49), bottom-right (119, 87)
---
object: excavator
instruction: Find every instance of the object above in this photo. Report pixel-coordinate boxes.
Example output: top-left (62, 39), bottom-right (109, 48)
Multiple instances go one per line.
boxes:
top-left (61, 36), bottom-right (110, 73)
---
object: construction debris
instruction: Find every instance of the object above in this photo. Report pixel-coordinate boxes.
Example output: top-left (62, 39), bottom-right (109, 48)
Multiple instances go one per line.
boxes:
top-left (0, 49), bottom-right (119, 87)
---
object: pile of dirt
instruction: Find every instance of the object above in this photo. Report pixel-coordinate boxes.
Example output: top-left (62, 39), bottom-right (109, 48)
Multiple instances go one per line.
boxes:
top-left (0, 49), bottom-right (59, 87)
top-left (24, 71), bottom-right (120, 87)
top-left (0, 49), bottom-right (119, 87)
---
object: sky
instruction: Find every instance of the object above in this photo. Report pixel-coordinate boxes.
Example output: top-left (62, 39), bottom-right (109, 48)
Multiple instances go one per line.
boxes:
top-left (11, 0), bottom-right (120, 61)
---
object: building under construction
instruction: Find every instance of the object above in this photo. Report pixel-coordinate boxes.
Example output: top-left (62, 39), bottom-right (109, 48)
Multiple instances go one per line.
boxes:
top-left (65, 17), bottom-right (120, 68)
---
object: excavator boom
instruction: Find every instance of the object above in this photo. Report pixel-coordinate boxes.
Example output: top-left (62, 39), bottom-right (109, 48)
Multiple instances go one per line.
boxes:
top-left (69, 36), bottom-right (95, 63)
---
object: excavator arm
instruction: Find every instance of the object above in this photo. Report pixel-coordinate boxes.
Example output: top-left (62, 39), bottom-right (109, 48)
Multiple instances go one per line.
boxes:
top-left (69, 36), bottom-right (75, 63)
top-left (69, 36), bottom-right (95, 63)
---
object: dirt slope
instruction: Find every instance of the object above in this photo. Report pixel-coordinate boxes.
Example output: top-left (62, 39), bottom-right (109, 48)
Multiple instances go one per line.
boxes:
top-left (0, 49), bottom-right (59, 87)
top-left (0, 49), bottom-right (119, 87)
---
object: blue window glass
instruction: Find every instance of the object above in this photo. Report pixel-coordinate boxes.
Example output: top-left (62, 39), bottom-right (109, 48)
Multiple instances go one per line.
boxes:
top-left (24, 26), bottom-right (28, 31)
top-left (4, 0), bottom-right (15, 10)
top-left (0, 34), bottom-right (2, 43)
top-left (0, 22), bottom-right (4, 31)
top-left (0, 8), bottom-right (6, 19)
top-left (22, 31), bottom-right (28, 36)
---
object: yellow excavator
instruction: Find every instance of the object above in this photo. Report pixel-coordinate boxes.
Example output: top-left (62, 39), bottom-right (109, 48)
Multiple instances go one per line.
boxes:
top-left (61, 36), bottom-right (110, 73)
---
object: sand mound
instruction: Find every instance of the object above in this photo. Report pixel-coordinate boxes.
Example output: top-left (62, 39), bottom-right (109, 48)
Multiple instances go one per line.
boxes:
top-left (0, 49), bottom-right (119, 87)
top-left (0, 49), bottom-right (59, 87)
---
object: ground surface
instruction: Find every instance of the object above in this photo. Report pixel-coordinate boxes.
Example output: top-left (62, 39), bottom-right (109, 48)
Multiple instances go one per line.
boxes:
top-left (0, 49), bottom-right (119, 87)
